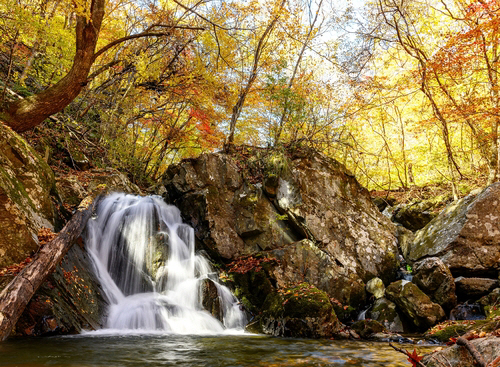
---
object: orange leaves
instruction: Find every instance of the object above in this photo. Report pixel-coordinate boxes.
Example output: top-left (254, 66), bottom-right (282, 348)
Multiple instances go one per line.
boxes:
top-left (227, 256), bottom-right (279, 274)
top-left (38, 227), bottom-right (56, 247)
top-left (0, 257), bottom-right (32, 277)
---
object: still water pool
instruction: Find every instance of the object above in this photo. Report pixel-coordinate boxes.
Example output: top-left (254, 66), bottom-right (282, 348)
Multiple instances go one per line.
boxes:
top-left (0, 333), bottom-right (435, 367)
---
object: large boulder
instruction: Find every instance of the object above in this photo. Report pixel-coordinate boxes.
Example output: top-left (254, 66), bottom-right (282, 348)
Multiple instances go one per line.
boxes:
top-left (385, 280), bottom-right (445, 330)
top-left (248, 283), bottom-right (341, 338)
top-left (0, 121), bottom-right (56, 269)
top-left (455, 277), bottom-right (499, 301)
top-left (423, 337), bottom-right (500, 367)
top-left (163, 149), bottom-right (399, 314)
top-left (413, 257), bottom-right (457, 312)
top-left (408, 184), bottom-right (500, 277)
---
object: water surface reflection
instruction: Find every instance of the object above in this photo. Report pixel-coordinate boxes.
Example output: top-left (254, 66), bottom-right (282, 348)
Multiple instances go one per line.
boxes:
top-left (0, 334), bottom-right (436, 366)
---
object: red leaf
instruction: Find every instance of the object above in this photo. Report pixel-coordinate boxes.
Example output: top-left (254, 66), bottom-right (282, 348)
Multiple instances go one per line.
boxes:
top-left (406, 349), bottom-right (423, 367)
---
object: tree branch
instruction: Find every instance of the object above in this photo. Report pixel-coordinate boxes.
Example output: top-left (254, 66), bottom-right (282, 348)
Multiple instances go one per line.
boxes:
top-left (93, 26), bottom-right (205, 61)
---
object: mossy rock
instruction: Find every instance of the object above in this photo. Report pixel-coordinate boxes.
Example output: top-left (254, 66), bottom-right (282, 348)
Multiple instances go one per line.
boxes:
top-left (230, 267), bottom-right (275, 314)
top-left (256, 283), bottom-right (341, 338)
top-left (351, 319), bottom-right (387, 339)
top-left (479, 288), bottom-right (500, 319)
top-left (386, 280), bottom-right (445, 331)
top-left (0, 121), bottom-right (57, 269)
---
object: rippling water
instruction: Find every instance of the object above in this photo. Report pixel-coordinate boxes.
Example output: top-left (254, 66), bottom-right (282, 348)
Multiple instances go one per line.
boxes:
top-left (0, 334), bottom-right (435, 367)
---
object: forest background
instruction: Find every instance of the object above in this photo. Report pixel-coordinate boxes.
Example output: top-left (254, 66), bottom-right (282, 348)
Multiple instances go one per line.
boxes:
top-left (1, 0), bottom-right (499, 198)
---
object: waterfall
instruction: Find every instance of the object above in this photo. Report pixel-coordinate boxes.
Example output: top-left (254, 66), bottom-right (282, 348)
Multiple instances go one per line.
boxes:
top-left (85, 193), bottom-right (247, 334)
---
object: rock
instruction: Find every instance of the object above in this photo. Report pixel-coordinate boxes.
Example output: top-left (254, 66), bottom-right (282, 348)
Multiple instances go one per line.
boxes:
top-left (372, 197), bottom-right (396, 212)
top-left (269, 239), bottom-right (367, 321)
top-left (366, 278), bottom-right (385, 299)
top-left (479, 288), bottom-right (500, 319)
top-left (351, 319), bottom-right (387, 339)
top-left (368, 297), bottom-right (406, 333)
top-left (396, 226), bottom-right (414, 261)
top-left (449, 303), bottom-right (485, 321)
top-left (56, 169), bottom-right (142, 208)
top-left (422, 337), bottom-right (500, 367)
top-left (385, 280), bottom-right (445, 330)
top-left (163, 150), bottom-right (399, 315)
top-left (409, 184), bottom-right (500, 278)
top-left (200, 279), bottom-right (223, 322)
top-left (0, 121), bottom-right (56, 269)
top-left (390, 201), bottom-right (437, 231)
top-left (413, 257), bottom-right (457, 311)
top-left (455, 277), bottom-right (499, 301)
top-left (256, 283), bottom-right (341, 338)
top-left (15, 245), bottom-right (106, 336)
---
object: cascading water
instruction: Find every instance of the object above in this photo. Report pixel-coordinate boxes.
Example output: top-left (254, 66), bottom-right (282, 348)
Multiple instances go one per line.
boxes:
top-left (85, 193), bottom-right (247, 334)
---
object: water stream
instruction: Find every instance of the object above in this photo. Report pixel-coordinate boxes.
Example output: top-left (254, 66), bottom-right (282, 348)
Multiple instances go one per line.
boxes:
top-left (85, 193), bottom-right (246, 333)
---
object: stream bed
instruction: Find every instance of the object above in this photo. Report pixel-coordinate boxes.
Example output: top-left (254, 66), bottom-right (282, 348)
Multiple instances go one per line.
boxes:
top-left (0, 333), bottom-right (436, 367)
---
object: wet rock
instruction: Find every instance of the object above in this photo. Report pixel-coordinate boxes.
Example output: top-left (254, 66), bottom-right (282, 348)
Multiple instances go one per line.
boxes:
top-left (257, 283), bottom-right (341, 338)
top-left (15, 245), bottom-right (106, 336)
top-left (0, 121), bottom-right (56, 270)
top-left (479, 288), bottom-right (500, 319)
top-left (351, 319), bottom-right (387, 339)
top-left (366, 277), bottom-right (385, 299)
top-left (422, 337), bottom-right (500, 367)
top-left (455, 277), bottom-right (499, 301)
top-left (368, 297), bottom-right (406, 333)
top-left (413, 257), bottom-right (457, 311)
top-left (449, 302), bottom-right (486, 321)
top-left (408, 184), bottom-right (500, 278)
top-left (385, 280), bottom-right (445, 330)
top-left (200, 278), bottom-right (223, 322)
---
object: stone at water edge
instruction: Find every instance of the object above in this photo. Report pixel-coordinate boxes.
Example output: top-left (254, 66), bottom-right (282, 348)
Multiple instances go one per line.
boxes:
top-left (368, 297), bottom-right (406, 333)
top-left (256, 283), bottom-right (341, 338)
top-left (408, 183), bottom-right (500, 278)
top-left (385, 280), bottom-right (445, 330)
top-left (422, 337), bottom-right (500, 367)
top-left (413, 257), bottom-right (457, 312)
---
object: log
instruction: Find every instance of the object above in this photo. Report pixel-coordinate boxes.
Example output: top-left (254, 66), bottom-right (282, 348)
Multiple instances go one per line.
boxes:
top-left (0, 196), bottom-right (102, 341)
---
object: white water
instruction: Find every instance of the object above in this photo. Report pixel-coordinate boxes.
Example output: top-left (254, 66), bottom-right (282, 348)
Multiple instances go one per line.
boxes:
top-left (85, 193), bottom-right (247, 334)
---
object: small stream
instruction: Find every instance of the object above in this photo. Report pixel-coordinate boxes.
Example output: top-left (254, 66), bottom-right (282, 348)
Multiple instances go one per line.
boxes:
top-left (0, 334), bottom-right (436, 367)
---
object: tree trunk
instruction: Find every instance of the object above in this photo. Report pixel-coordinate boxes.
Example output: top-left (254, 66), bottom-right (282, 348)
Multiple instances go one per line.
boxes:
top-left (0, 196), bottom-right (102, 342)
top-left (0, 0), bottom-right (105, 132)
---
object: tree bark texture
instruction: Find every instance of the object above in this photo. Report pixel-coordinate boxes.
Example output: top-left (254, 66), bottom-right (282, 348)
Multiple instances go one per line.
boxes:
top-left (1, 0), bottom-right (105, 132)
top-left (0, 196), bottom-right (101, 341)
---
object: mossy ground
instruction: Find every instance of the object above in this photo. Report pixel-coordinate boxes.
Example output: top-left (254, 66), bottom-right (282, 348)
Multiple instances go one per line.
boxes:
top-left (425, 318), bottom-right (500, 343)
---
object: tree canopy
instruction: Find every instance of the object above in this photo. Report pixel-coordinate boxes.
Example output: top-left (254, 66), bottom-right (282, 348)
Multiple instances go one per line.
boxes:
top-left (1, 0), bottom-right (498, 190)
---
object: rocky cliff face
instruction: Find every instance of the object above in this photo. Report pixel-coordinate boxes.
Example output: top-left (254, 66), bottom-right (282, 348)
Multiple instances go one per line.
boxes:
top-left (163, 148), bottom-right (400, 315)
top-left (0, 122), bottom-right (57, 269)
top-left (407, 183), bottom-right (500, 278)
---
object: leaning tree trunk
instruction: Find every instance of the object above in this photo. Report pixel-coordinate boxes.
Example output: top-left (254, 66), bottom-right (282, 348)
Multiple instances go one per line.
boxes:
top-left (0, 0), bottom-right (105, 132)
top-left (0, 196), bottom-right (102, 342)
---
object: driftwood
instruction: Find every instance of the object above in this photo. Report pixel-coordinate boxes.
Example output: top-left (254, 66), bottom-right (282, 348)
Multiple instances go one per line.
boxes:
top-left (0, 196), bottom-right (101, 341)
